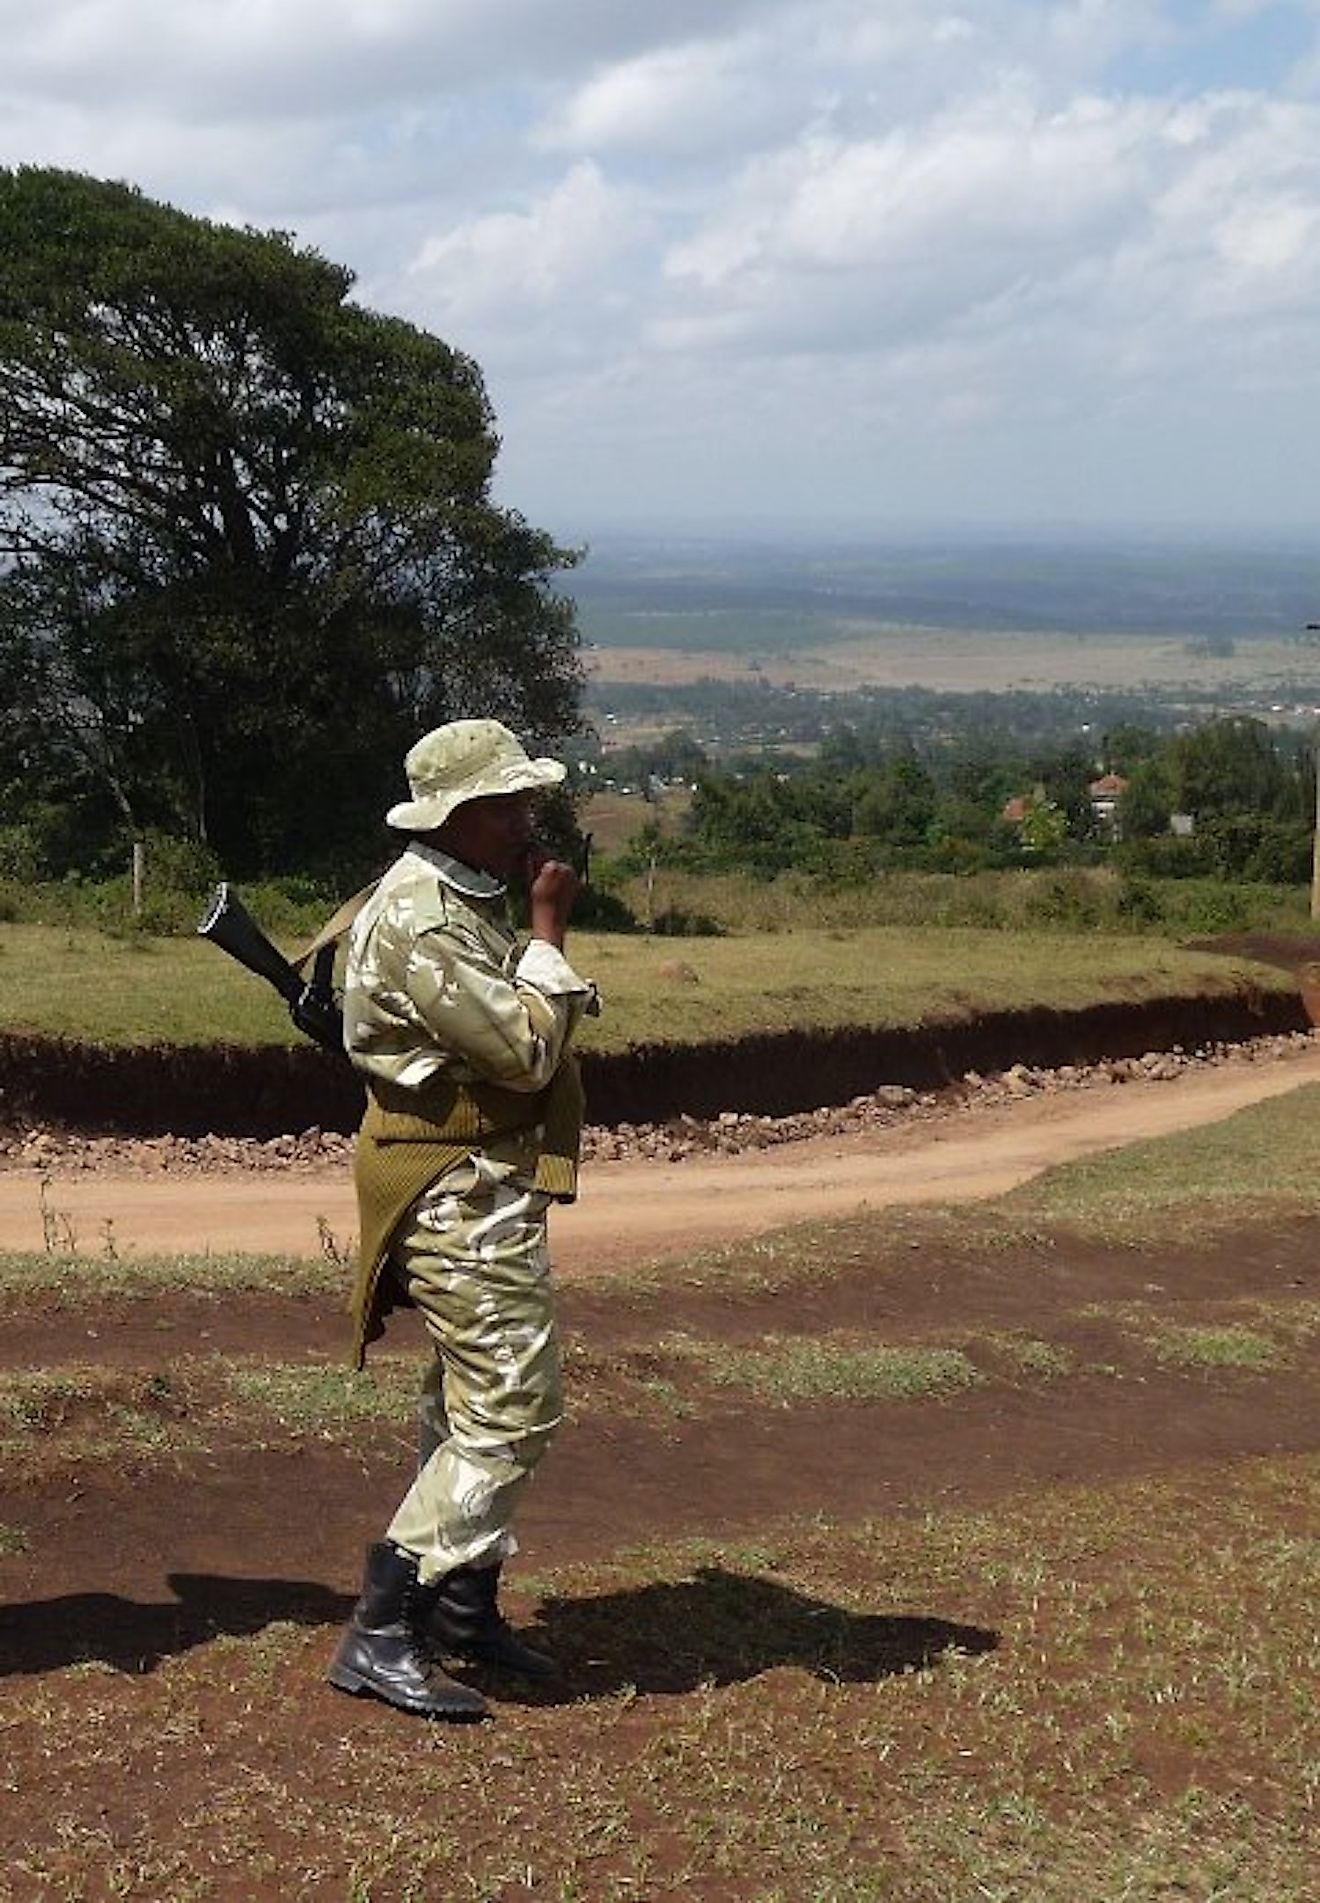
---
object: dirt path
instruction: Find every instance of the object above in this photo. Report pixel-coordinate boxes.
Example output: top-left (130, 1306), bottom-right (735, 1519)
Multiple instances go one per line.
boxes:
top-left (7, 1042), bottom-right (1320, 1267)
top-left (7, 1040), bottom-right (1320, 1901)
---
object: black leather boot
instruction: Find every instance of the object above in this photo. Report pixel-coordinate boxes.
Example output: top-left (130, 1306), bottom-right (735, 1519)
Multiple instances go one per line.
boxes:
top-left (431, 1561), bottom-right (558, 1680)
top-left (328, 1542), bottom-right (489, 1720)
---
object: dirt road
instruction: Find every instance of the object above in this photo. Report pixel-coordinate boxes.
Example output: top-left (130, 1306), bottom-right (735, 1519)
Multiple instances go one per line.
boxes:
top-left (7, 1041), bottom-right (1320, 1267)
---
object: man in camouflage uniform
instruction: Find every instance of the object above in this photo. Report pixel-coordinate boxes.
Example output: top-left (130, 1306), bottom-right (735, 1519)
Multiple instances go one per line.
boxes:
top-left (328, 719), bottom-right (596, 1722)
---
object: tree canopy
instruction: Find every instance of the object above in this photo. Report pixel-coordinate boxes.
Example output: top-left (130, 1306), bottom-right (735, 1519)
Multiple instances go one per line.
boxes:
top-left (0, 166), bottom-right (582, 877)
top-left (604, 709), bottom-right (1316, 891)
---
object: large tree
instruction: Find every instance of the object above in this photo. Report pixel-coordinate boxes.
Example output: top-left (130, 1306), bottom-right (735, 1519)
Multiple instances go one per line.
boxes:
top-left (0, 166), bottom-right (582, 876)
top-left (1165, 716), bottom-right (1299, 824)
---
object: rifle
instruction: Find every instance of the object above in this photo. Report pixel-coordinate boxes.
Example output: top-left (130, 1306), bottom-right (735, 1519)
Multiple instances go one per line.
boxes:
top-left (197, 883), bottom-right (346, 1053)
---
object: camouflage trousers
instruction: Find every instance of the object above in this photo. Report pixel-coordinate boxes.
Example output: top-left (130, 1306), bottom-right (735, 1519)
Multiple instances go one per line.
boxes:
top-left (384, 1156), bottom-right (563, 1585)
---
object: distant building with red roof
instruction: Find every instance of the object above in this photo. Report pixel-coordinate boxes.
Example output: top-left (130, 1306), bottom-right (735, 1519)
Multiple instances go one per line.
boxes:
top-left (1088, 772), bottom-right (1129, 833)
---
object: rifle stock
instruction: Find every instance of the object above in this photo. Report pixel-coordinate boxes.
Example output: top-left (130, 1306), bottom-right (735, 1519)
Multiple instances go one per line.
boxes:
top-left (197, 883), bottom-right (345, 1052)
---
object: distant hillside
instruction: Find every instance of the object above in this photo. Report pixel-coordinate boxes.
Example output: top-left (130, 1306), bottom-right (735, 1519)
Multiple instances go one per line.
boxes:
top-left (568, 532), bottom-right (1320, 646)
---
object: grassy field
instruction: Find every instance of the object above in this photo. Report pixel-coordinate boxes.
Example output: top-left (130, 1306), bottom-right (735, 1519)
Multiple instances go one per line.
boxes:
top-left (581, 787), bottom-right (693, 855)
top-left (585, 626), bottom-right (1320, 694)
top-left (0, 916), bottom-right (1297, 1052)
top-left (5, 1089), bottom-right (1320, 1895)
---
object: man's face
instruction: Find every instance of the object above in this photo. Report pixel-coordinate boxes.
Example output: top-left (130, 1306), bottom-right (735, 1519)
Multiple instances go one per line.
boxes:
top-left (441, 791), bottom-right (536, 879)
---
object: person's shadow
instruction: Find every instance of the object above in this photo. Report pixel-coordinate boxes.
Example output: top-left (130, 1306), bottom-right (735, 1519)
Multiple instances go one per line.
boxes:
top-left (0, 1566), bottom-right (997, 1697)
top-left (504, 1565), bottom-right (997, 1705)
top-left (0, 1575), bottom-right (354, 1678)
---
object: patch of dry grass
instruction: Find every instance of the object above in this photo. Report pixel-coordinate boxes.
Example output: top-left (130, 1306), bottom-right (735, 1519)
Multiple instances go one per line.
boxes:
top-left (225, 1357), bottom-right (421, 1428)
top-left (0, 924), bottom-right (295, 1045)
top-left (999, 1082), bottom-right (1320, 1244)
top-left (660, 1329), bottom-right (984, 1402)
top-left (574, 924), bottom-right (1282, 1053)
top-left (0, 1246), bottom-right (340, 1301)
top-left (0, 1366), bottom-right (203, 1469)
top-left (0, 914), bottom-right (1289, 1052)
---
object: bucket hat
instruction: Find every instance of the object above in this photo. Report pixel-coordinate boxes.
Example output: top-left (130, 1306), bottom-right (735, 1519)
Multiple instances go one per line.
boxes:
top-left (385, 719), bottom-right (566, 832)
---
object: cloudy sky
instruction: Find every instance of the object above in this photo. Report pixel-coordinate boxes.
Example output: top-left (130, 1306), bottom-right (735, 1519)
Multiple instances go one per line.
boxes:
top-left (4, 0), bottom-right (1320, 543)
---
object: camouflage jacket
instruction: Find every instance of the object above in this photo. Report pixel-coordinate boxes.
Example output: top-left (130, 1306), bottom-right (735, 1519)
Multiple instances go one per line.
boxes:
top-left (342, 843), bottom-right (596, 1110)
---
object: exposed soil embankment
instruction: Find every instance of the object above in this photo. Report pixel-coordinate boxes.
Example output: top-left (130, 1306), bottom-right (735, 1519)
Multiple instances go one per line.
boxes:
top-left (0, 984), bottom-right (1306, 1138)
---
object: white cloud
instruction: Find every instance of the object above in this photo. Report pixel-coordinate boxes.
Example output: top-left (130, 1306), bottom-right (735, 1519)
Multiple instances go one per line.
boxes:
top-left (1136, 96), bottom-right (1320, 314)
top-left (4, 0), bottom-right (1320, 528)
top-left (1215, 197), bottom-right (1319, 272)
top-left (399, 162), bottom-right (649, 372)
top-left (657, 89), bottom-right (1163, 352)
top-left (653, 81), bottom-right (1320, 369)
top-left (1, 0), bottom-right (777, 115)
top-left (537, 39), bottom-right (762, 157)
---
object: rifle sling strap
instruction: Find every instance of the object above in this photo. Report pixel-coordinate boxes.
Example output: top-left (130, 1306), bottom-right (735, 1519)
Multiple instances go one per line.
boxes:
top-left (290, 883), bottom-right (378, 976)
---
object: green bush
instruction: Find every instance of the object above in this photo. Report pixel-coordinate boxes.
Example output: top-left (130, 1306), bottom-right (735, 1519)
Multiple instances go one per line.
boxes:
top-left (649, 905), bottom-right (725, 937)
top-left (1174, 883), bottom-right (1252, 935)
top-left (0, 864), bottom-right (340, 938)
top-left (128, 832), bottom-right (225, 896)
top-left (569, 884), bottom-right (639, 932)
top-left (0, 824), bottom-right (47, 883)
top-left (1113, 877), bottom-right (1166, 927)
top-left (1021, 870), bottom-right (1106, 929)
top-left (1199, 814), bottom-right (1312, 885)
top-left (609, 864), bottom-right (1313, 939)
top-left (1114, 834), bottom-right (1213, 880)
